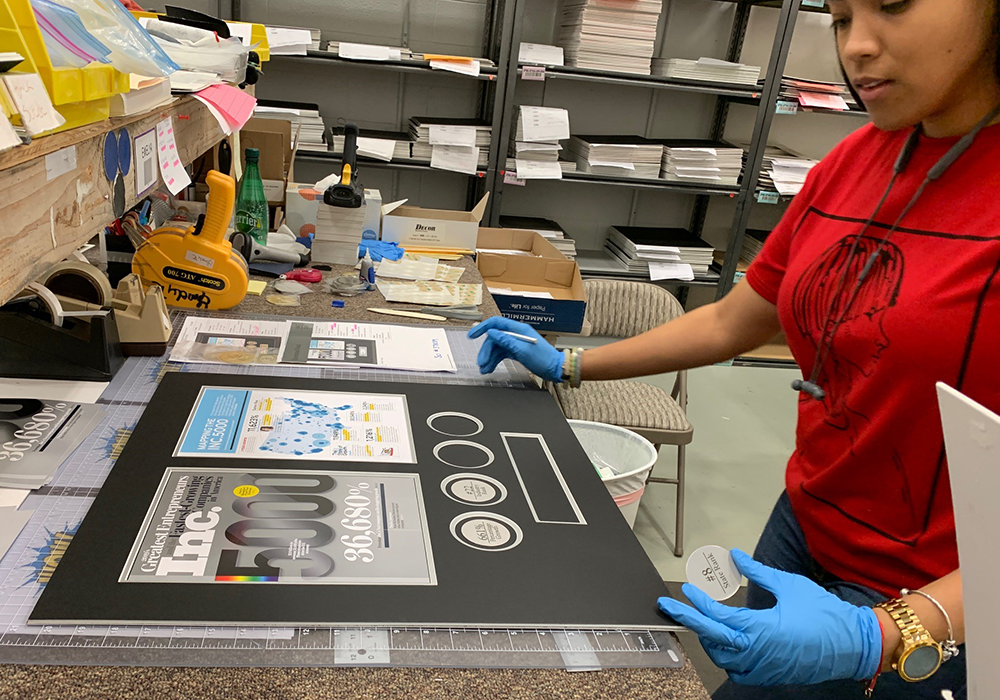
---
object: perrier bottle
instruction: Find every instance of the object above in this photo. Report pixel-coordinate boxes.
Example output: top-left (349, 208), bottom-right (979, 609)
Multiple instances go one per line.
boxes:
top-left (235, 147), bottom-right (269, 246)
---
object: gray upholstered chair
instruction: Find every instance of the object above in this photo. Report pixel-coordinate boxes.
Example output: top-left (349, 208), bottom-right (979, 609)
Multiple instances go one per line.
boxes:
top-left (554, 279), bottom-right (693, 556)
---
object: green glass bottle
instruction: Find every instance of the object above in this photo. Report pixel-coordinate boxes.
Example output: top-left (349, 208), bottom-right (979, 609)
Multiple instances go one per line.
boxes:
top-left (234, 148), bottom-right (269, 246)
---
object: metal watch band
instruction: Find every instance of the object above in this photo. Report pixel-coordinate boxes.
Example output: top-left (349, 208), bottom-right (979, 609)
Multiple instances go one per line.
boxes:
top-left (900, 588), bottom-right (960, 661)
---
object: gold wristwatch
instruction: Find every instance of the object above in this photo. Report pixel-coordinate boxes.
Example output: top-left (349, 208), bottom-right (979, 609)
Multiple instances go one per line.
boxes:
top-left (876, 598), bottom-right (943, 682)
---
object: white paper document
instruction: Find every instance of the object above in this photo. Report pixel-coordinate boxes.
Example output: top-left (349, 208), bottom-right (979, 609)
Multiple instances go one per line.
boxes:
top-left (519, 43), bottom-right (564, 66)
top-left (428, 124), bottom-right (477, 147)
top-left (356, 137), bottom-right (397, 161)
top-left (169, 316), bottom-right (456, 373)
top-left (338, 42), bottom-right (400, 61)
top-left (430, 59), bottom-right (480, 76)
top-left (588, 159), bottom-right (635, 170)
top-left (649, 261), bottom-right (695, 281)
top-left (518, 105), bottom-right (570, 143)
top-left (516, 159), bottom-right (562, 179)
top-left (3, 73), bottom-right (65, 136)
top-left (431, 145), bottom-right (480, 174)
top-left (0, 488), bottom-right (29, 509)
top-left (155, 117), bottom-right (191, 195)
top-left (487, 287), bottom-right (555, 299)
top-left (0, 111), bottom-right (20, 152)
top-left (0, 507), bottom-right (31, 563)
top-left (283, 321), bottom-right (456, 372)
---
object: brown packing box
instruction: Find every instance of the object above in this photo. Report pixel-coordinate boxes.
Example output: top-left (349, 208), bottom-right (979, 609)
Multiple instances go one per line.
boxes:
top-left (478, 253), bottom-right (587, 334)
top-left (476, 227), bottom-right (567, 259)
top-left (240, 117), bottom-right (298, 205)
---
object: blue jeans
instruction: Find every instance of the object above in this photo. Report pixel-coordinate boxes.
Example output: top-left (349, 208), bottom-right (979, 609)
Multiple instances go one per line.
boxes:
top-left (712, 492), bottom-right (967, 700)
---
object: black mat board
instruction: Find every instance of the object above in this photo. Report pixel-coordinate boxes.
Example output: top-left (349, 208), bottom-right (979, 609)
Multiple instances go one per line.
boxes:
top-left (31, 373), bottom-right (670, 629)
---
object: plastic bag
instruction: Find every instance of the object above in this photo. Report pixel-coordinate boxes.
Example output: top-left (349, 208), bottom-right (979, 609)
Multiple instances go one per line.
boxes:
top-left (31, 0), bottom-right (111, 68)
top-left (154, 38), bottom-right (248, 83)
top-left (50, 0), bottom-right (178, 76)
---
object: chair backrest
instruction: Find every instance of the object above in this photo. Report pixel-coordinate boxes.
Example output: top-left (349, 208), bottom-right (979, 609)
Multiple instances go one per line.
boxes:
top-left (583, 279), bottom-right (684, 338)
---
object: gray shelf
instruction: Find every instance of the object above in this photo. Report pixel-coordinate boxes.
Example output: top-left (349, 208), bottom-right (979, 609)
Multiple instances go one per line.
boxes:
top-left (557, 171), bottom-right (741, 196)
top-left (272, 51), bottom-right (499, 81)
top-left (296, 150), bottom-right (488, 178)
top-left (517, 65), bottom-right (762, 102)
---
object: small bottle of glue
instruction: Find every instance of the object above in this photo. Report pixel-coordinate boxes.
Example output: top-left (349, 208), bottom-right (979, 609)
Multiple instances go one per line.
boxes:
top-left (359, 250), bottom-right (376, 291)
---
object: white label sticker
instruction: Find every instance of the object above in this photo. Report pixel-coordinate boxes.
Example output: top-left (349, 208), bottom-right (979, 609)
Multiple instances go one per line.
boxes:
top-left (521, 65), bottom-right (546, 81)
top-left (134, 128), bottom-right (157, 197)
top-left (441, 473), bottom-right (507, 506)
top-left (185, 250), bottom-right (215, 269)
top-left (44, 146), bottom-right (76, 181)
top-left (428, 124), bottom-right (477, 147)
top-left (685, 545), bottom-right (742, 601)
top-left (450, 512), bottom-right (523, 552)
top-left (504, 171), bottom-right (526, 186)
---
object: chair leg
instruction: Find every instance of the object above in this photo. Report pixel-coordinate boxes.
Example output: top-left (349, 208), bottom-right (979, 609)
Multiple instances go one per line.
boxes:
top-left (673, 444), bottom-right (686, 558)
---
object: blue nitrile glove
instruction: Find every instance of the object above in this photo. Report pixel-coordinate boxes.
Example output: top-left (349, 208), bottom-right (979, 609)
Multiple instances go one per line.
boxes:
top-left (357, 239), bottom-right (404, 262)
top-left (468, 317), bottom-right (564, 381)
top-left (656, 549), bottom-right (882, 686)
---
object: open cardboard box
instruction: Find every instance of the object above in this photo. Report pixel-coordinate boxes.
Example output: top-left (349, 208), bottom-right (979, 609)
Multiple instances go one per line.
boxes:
top-left (477, 227), bottom-right (566, 259)
top-left (240, 117), bottom-right (297, 205)
top-left (478, 253), bottom-right (587, 334)
top-left (381, 194), bottom-right (489, 252)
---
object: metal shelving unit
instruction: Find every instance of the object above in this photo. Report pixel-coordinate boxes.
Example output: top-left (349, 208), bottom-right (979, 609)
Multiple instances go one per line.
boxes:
top-left (245, 0), bottom-right (519, 211)
top-left (249, 0), bottom-right (837, 310)
top-left (485, 0), bottom-right (822, 301)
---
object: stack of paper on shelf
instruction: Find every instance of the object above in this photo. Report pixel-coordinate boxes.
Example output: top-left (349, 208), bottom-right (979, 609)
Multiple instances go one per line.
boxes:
top-left (508, 105), bottom-right (570, 179)
top-left (409, 117), bottom-right (491, 173)
top-left (254, 100), bottom-right (326, 152)
top-left (499, 215), bottom-right (577, 259)
top-left (566, 135), bottom-right (663, 179)
top-left (559, 0), bottom-right (663, 75)
top-left (605, 226), bottom-right (714, 277)
top-left (776, 75), bottom-right (859, 112)
top-left (265, 26), bottom-right (318, 55)
top-left (654, 139), bottom-right (744, 186)
top-left (329, 41), bottom-right (414, 60)
top-left (311, 189), bottom-right (382, 265)
top-left (652, 57), bottom-right (761, 85)
top-left (754, 146), bottom-right (818, 196)
top-left (740, 229), bottom-right (770, 265)
top-left (332, 127), bottom-right (411, 161)
top-left (111, 75), bottom-right (172, 117)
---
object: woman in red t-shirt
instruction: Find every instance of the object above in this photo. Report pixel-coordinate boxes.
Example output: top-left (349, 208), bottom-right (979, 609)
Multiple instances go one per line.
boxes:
top-left (472, 0), bottom-right (999, 697)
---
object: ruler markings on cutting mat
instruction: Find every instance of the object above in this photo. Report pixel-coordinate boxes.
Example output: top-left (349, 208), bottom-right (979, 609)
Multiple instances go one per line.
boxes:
top-left (0, 313), bottom-right (684, 668)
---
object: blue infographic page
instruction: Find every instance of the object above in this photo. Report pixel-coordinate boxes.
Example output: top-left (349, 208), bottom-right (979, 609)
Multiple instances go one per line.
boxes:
top-left (174, 387), bottom-right (416, 464)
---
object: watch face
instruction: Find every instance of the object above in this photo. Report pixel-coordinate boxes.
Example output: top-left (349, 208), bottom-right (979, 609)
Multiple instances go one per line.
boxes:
top-left (901, 644), bottom-right (942, 680)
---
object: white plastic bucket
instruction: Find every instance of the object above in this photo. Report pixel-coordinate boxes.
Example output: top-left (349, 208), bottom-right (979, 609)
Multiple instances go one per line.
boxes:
top-left (568, 420), bottom-right (658, 528)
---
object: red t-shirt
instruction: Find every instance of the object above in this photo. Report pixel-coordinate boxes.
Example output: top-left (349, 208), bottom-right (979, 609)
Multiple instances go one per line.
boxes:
top-left (747, 121), bottom-right (1000, 597)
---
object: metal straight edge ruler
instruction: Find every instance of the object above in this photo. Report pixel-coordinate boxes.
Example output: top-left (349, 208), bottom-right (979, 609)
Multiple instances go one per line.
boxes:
top-left (0, 625), bottom-right (685, 670)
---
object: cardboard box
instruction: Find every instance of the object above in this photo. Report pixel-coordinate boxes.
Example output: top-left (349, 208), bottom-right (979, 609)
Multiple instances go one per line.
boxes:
top-left (381, 194), bottom-right (489, 252)
top-left (477, 227), bottom-right (567, 259)
top-left (478, 253), bottom-right (587, 334)
top-left (240, 117), bottom-right (296, 205)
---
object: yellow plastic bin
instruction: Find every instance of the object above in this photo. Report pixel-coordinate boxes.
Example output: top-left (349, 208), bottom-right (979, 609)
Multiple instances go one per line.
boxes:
top-left (0, 0), bottom-right (128, 132)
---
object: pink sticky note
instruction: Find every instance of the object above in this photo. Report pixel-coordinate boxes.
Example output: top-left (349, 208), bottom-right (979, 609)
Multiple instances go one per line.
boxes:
top-left (195, 84), bottom-right (258, 130)
top-left (798, 92), bottom-right (850, 111)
